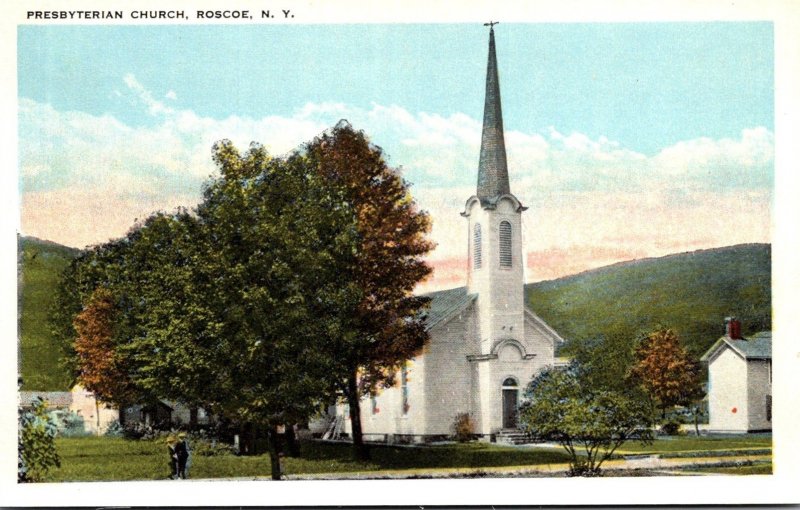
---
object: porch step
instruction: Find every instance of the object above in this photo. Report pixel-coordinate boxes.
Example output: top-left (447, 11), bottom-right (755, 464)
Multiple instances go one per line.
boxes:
top-left (496, 429), bottom-right (534, 445)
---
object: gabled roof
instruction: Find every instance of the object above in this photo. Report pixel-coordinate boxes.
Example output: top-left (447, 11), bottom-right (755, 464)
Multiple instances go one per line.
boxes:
top-left (421, 286), bottom-right (565, 345)
top-left (19, 391), bottom-right (72, 408)
top-left (524, 308), bottom-right (566, 344)
top-left (421, 286), bottom-right (477, 331)
top-left (701, 331), bottom-right (772, 362)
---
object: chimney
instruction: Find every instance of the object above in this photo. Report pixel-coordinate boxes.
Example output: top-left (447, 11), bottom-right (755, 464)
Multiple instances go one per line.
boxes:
top-left (725, 316), bottom-right (742, 340)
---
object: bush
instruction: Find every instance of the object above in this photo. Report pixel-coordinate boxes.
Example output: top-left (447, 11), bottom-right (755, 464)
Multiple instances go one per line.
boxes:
top-left (18, 398), bottom-right (61, 482)
top-left (190, 437), bottom-right (235, 457)
top-left (59, 410), bottom-right (88, 437)
top-left (104, 419), bottom-right (124, 437)
top-left (660, 418), bottom-right (685, 436)
top-left (451, 413), bottom-right (475, 442)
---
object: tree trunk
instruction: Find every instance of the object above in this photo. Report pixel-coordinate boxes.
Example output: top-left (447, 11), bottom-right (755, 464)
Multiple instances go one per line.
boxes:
top-left (189, 407), bottom-right (198, 429)
top-left (95, 399), bottom-right (101, 434)
top-left (266, 425), bottom-right (282, 480)
top-left (284, 423), bottom-right (299, 457)
top-left (347, 371), bottom-right (369, 461)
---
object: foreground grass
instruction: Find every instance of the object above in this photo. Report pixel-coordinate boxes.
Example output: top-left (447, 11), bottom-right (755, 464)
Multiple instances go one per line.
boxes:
top-left (614, 434), bottom-right (771, 456)
top-left (45, 437), bottom-right (571, 482)
top-left (44, 434), bottom-right (773, 482)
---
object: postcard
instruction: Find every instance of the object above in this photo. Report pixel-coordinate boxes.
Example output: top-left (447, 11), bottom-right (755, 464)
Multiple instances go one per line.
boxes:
top-left (2, 0), bottom-right (799, 506)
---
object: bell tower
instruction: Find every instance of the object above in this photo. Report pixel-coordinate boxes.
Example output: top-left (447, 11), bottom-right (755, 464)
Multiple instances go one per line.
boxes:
top-left (463, 24), bottom-right (529, 435)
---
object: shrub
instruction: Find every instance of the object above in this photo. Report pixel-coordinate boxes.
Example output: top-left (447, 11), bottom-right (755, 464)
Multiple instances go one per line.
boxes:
top-left (451, 413), bottom-right (475, 442)
top-left (191, 437), bottom-right (235, 457)
top-left (18, 398), bottom-right (61, 482)
top-left (104, 419), bottom-right (124, 437)
top-left (660, 418), bottom-right (685, 436)
top-left (59, 410), bottom-right (88, 437)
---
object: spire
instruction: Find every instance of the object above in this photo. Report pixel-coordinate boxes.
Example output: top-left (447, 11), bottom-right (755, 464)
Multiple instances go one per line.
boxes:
top-left (477, 24), bottom-right (510, 201)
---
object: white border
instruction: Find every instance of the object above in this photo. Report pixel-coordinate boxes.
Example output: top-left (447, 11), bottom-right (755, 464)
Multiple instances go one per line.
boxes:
top-left (2, 0), bottom-right (798, 506)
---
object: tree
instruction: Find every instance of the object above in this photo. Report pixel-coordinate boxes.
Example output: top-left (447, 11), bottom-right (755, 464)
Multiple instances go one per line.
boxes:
top-left (564, 331), bottom-right (636, 394)
top-left (186, 140), bottom-right (362, 477)
top-left (519, 366), bottom-right (653, 476)
top-left (303, 122), bottom-right (435, 460)
top-left (18, 397), bottom-right (61, 482)
top-left (72, 287), bottom-right (139, 410)
top-left (629, 328), bottom-right (705, 422)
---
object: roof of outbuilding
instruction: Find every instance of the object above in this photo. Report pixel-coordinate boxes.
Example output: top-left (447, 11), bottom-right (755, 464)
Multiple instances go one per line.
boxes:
top-left (421, 286), bottom-right (477, 331)
top-left (19, 391), bottom-right (73, 407)
top-left (701, 331), bottom-right (772, 362)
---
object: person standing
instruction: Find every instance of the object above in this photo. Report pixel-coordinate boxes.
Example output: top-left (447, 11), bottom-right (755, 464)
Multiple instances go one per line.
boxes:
top-left (166, 435), bottom-right (179, 480)
top-left (175, 432), bottom-right (191, 479)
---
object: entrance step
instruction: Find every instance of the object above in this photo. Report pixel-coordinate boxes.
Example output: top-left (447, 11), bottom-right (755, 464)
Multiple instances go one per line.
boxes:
top-left (496, 429), bottom-right (534, 445)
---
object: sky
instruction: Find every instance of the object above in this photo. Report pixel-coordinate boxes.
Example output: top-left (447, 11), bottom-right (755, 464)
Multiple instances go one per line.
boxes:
top-left (17, 22), bottom-right (774, 290)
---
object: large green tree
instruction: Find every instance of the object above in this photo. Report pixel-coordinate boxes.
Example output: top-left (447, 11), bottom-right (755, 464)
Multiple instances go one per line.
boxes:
top-left (303, 122), bottom-right (435, 460)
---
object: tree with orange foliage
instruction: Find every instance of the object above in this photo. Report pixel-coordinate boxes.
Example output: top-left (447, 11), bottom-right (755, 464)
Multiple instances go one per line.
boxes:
top-left (304, 122), bottom-right (435, 460)
top-left (630, 328), bottom-right (704, 420)
top-left (72, 287), bottom-right (139, 411)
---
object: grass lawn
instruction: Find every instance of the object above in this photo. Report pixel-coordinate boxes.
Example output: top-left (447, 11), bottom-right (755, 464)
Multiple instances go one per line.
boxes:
top-left (45, 437), bottom-right (571, 482)
top-left (614, 434), bottom-right (772, 456)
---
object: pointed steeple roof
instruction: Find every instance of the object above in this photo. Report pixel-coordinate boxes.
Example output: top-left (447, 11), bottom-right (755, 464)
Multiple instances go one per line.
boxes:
top-left (477, 26), bottom-right (510, 201)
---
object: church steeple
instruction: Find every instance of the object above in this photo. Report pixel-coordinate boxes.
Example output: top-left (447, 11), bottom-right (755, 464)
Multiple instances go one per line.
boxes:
top-left (477, 25), bottom-right (510, 202)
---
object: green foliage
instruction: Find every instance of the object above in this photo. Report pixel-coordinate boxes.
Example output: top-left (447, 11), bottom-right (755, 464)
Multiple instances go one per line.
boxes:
top-left (451, 412), bottom-right (476, 442)
top-left (519, 366), bottom-right (653, 476)
top-left (18, 397), bottom-right (61, 482)
top-left (19, 237), bottom-right (79, 390)
top-left (530, 244), bottom-right (771, 360)
top-left (568, 332), bottom-right (637, 394)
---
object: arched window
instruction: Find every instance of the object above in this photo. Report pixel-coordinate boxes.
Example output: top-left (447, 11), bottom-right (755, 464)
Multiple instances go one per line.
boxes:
top-left (473, 223), bottom-right (482, 269)
top-left (499, 221), bottom-right (512, 268)
top-left (502, 377), bottom-right (518, 387)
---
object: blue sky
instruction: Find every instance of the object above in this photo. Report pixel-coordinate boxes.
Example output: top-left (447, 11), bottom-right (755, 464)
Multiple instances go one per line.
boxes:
top-left (19, 23), bottom-right (772, 155)
top-left (18, 22), bottom-right (774, 285)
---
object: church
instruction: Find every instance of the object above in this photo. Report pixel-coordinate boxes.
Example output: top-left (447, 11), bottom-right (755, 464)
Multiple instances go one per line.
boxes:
top-left (337, 26), bottom-right (565, 442)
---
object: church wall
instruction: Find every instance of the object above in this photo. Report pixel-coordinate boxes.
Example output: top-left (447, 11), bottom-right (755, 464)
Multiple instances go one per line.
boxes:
top-left (523, 315), bottom-right (557, 373)
top-left (422, 308), bottom-right (477, 436)
top-left (349, 355), bottom-right (428, 441)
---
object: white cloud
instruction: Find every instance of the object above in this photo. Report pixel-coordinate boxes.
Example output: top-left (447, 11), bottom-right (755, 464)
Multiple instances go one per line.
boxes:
top-left (165, 90), bottom-right (178, 101)
top-left (19, 75), bottom-right (773, 271)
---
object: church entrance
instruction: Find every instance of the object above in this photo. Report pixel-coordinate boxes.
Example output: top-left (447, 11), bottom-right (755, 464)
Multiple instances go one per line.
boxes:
top-left (501, 378), bottom-right (519, 429)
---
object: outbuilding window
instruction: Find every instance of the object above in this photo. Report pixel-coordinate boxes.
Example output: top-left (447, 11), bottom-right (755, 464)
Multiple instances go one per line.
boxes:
top-left (499, 221), bottom-right (512, 268)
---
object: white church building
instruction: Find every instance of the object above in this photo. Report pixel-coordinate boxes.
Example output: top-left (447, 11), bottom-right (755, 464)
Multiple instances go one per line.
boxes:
top-left (337, 27), bottom-right (565, 442)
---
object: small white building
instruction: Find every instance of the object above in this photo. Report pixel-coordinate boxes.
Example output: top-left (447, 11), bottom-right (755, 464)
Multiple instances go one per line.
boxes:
top-left (336, 27), bottom-right (564, 443)
top-left (701, 319), bottom-right (772, 433)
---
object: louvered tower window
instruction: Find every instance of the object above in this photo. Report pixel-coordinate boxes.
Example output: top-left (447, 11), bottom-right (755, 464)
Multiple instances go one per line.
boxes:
top-left (499, 221), bottom-right (512, 268)
top-left (473, 223), bottom-right (482, 269)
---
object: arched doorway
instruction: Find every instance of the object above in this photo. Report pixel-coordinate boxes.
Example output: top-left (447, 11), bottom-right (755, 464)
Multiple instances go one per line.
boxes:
top-left (501, 377), bottom-right (519, 429)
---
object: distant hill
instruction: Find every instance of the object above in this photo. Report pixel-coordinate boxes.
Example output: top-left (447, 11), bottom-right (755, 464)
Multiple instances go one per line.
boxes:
top-left (18, 237), bottom-right (771, 390)
top-left (525, 244), bottom-right (772, 359)
top-left (18, 236), bottom-right (80, 390)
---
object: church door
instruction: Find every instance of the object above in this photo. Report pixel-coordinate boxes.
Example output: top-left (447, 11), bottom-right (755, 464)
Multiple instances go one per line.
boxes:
top-left (501, 378), bottom-right (519, 429)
